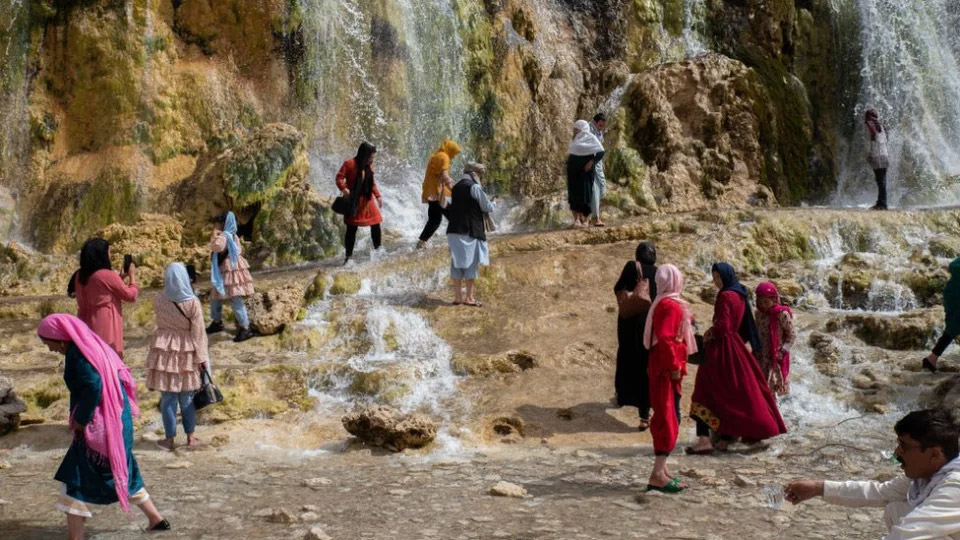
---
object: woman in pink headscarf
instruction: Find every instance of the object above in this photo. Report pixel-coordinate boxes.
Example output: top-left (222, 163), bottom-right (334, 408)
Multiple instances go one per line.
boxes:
top-left (642, 264), bottom-right (697, 493)
top-left (37, 314), bottom-right (169, 539)
top-left (755, 282), bottom-right (795, 395)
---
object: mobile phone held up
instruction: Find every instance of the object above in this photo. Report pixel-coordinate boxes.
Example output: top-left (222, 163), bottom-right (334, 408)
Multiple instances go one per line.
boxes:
top-left (123, 254), bottom-right (134, 274)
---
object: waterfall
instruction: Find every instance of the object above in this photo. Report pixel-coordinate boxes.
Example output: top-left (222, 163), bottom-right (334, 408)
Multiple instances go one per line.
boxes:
top-left (298, 0), bottom-right (470, 237)
top-left (831, 0), bottom-right (960, 207)
top-left (0, 0), bottom-right (30, 193)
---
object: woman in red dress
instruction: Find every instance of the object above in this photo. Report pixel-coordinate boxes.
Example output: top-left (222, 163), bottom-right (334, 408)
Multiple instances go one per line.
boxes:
top-left (688, 263), bottom-right (786, 454)
top-left (73, 238), bottom-right (139, 358)
top-left (335, 142), bottom-right (383, 264)
top-left (642, 264), bottom-right (697, 493)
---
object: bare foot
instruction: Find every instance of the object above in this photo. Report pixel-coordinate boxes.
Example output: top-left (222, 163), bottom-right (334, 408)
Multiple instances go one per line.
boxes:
top-left (647, 472), bottom-right (671, 488)
top-left (186, 436), bottom-right (203, 447)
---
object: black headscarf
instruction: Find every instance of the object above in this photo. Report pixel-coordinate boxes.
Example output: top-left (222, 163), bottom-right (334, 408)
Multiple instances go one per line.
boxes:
top-left (78, 238), bottom-right (111, 285)
top-left (712, 262), bottom-right (762, 355)
top-left (347, 142), bottom-right (377, 217)
top-left (614, 242), bottom-right (658, 299)
top-left (635, 242), bottom-right (657, 266)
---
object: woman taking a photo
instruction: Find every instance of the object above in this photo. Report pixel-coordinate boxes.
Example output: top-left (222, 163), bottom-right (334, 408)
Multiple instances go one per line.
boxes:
top-left (73, 238), bottom-right (138, 358)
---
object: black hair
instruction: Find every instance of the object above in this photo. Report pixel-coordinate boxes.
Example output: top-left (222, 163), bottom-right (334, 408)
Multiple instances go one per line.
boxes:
top-left (593, 112), bottom-right (606, 123)
top-left (635, 242), bottom-right (656, 265)
top-left (354, 142), bottom-right (377, 197)
top-left (78, 238), bottom-right (111, 285)
top-left (895, 409), bottom-right (960, 460)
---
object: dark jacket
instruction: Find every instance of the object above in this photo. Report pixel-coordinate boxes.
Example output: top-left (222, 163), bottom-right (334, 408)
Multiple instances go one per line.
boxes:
top-left (445, 176), bottom-right (486, 241)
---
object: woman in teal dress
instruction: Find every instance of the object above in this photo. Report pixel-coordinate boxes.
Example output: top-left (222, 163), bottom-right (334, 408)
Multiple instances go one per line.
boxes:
top-left (37, 314), bottom-right (169, 539)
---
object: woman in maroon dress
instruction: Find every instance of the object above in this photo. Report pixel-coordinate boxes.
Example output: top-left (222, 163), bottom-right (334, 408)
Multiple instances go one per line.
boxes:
top-left (687, 263), bottom-right (786, 454)
top-left (335, 142), bottom-right (383, 264)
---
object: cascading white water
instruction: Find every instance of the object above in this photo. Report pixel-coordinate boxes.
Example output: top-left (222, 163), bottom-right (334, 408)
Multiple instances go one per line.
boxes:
top-left (831, 0), bottom-right (960, 207)
top-left (0, 0), bottom-right (30, 193)
top-left (299, 0), bottom-right (470, 238)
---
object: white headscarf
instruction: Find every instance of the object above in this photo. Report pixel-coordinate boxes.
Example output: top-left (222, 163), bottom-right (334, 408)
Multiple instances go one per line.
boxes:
top-left (163, 262), bottom-right (197, 303)
top-left (568, 120), bottom-right (605, 157)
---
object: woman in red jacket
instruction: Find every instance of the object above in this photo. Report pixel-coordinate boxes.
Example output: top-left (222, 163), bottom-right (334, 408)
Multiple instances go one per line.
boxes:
top-left (641, 264), bottom-right (697, 493)
top-left (335, 142), bottom-right (383, 264)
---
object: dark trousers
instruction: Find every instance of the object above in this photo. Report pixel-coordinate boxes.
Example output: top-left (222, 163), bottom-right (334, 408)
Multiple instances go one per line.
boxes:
top-left (418, 202), bottom-right (445, 242)
top-left (345, 224), bottom-right (381, 258)
top-left (874, 168), bottom-right (888, 208)
top-left (694, 415), bottom-right (734, 441)
top-left (933, 332), bottom-right (958, 356)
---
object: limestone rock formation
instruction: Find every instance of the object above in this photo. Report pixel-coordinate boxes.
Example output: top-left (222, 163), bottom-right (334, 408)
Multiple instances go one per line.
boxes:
top-left (173, 123), bottom-right (341, 267)
top-left (341, 405), bottom-right (437, 452)
top-left (247, 283), bottom-right (308, 336)
top-left (828, 312), bottom-right (939, 351)
top-left (452, 350), bottom-right (538, 376)
top-left (614, 54), bottom-right (780, 212)
top-left (0, 376), bottom-right (27, 436)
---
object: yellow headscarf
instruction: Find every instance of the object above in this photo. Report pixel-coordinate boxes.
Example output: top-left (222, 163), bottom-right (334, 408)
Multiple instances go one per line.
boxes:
top-left (422, 139), bottom-right (462, 203)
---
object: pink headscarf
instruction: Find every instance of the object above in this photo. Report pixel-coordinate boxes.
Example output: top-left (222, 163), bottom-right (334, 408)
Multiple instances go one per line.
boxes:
top-left (642, 264), bottom-right (698, 353)
top-left (756, 282), bottom-right (792, 379)
top-left (37, 314), bottom-right (139, 512)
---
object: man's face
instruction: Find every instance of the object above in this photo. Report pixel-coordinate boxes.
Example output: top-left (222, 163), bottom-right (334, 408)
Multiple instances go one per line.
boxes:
top-left (595, 120), bottom-right (607, 132)
top-left (896, 434), bottom-right (944, 479)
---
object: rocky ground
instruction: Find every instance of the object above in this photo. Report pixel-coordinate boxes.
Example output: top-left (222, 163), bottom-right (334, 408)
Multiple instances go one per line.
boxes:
top-left (3, 207), bottom-right (960, 538)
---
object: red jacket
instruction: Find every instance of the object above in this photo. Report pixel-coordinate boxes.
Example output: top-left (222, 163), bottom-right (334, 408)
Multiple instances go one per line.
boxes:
top-left (336, 158), bottom-right (383, 227)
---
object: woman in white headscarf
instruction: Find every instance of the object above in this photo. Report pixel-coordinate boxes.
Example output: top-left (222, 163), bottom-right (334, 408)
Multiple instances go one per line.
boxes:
top-left (566, 119), bottom-right (605, 228)
top-left (146, 263), bottom-right (209, 451)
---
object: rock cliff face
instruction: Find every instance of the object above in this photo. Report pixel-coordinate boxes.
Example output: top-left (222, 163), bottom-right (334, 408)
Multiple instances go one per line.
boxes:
top-left (0, 0), bottom-right (845, 260)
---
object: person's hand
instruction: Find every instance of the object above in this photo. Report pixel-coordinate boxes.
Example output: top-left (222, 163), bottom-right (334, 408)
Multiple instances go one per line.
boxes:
top-left (703, 328), bottom-right (714, 341)
top-left (341, 188), bottom-right (350, 197)
top-left (199, 362), bottom-right (208, 372)
top-left (670, 370), bottom-right (682, 381)
top-left (72, 422), bottom-right (85, 434)
top-left (376, 196), bottom-right (383, 208)
top-left (584, 160), bottom-right (594, 171)
top-left (784, 480), bottom-right (824, 505)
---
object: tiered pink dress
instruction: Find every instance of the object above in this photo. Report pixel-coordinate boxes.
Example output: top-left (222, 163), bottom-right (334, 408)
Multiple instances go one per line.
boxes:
top-left (145, 296), bottom-right (208, 393)
top-left (210, 231), bottom-right (255, 300)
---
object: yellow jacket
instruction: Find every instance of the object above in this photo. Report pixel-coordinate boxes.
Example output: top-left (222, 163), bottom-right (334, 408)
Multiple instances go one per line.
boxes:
top-left (422, 139), bottom-right (462, 204)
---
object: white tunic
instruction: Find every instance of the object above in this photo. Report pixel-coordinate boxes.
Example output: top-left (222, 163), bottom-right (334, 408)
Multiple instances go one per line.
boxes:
top-left (824, 470), bottom-right (960, 539)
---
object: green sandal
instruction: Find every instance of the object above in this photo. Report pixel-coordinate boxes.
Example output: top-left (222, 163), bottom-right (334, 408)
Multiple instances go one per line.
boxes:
top-left (646, 477), bottom-right (687, 494)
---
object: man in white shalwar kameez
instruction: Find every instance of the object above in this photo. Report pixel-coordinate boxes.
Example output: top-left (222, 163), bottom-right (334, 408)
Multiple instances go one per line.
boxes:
top-left (786, 409), bottom-right (960, 539)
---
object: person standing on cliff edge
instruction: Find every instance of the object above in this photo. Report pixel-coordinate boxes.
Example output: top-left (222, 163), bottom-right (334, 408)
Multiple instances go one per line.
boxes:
top-left (418, 139), bottom-right (461, 249)
top-left (866, 108), bottom-right (890, 210)
top-left (590, 113), bottom-right (608, 227)
top-left (567, 120), bottom-right (605, 228)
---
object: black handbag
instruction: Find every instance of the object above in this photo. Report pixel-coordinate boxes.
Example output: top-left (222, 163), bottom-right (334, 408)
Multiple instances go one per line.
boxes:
top-left (331, 196), bottom-right (351, 215)
top-left (193, 367), bottom-right (223, 411)
top-left (687, 334), bottom-right (707, 365)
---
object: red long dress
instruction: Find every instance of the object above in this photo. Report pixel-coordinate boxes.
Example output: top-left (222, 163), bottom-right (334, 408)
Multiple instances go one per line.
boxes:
top-left (648, 298), bottom-right (687, 455)
top-left (691, 291), bottom-right (787, 440)
top-left (335, 158), bottom-right (383, 227)
top-left (74, 269), bottom-right (139, 357)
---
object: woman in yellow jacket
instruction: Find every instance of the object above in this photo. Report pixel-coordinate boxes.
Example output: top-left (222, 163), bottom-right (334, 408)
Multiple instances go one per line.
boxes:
top-left (418, 139), bottom-right (462, 249)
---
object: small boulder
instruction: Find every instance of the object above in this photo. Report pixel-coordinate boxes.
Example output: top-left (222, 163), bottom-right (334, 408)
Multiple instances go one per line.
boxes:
top-left (330, 273), bottom-right (362, 295)
top-left (266, 507), bottom-right (298, 524)
top-left (0, 377), bottom-right (28, 436)
top-left (489, 481), bottom-right (527, 498)
top-left (247, 282), bottom-right (308, 335)
top-left (304, 527), bottom-right (332, 540)
top-left (341, 405), bottom-right (437, 452)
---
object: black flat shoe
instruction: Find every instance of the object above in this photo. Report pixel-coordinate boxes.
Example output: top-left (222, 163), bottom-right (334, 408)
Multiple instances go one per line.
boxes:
top-left (923, 358), bottom-right (939, 373)
top-left (147, 519), bottom-right (171, 531)
top-left (205, 321), bottom-right (224, 335)
top-left (233, 328), bottom-right (255, 343)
